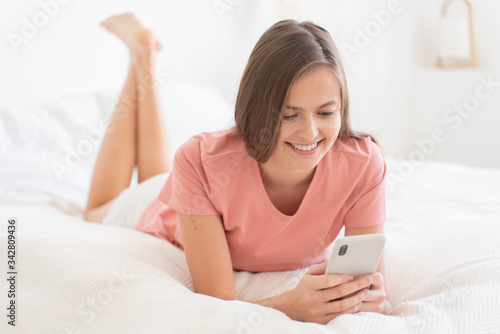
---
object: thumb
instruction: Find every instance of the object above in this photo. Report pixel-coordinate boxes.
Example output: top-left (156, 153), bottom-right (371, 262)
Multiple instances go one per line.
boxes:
top-left (306, 261), bottom-right (328, 276)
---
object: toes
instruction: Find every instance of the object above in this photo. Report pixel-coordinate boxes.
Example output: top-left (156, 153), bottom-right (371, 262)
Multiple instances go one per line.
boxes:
top-left (99, 13), bottom-right (160, 53)
top-left (155, 40), bottom-right (162, 52)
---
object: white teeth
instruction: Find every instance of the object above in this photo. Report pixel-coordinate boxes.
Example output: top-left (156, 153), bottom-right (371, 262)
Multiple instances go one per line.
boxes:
top-left (290, 141), bottom-right (318, 151)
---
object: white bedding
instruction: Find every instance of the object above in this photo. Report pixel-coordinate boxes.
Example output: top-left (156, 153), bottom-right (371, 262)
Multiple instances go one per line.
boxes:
top-left (1, 159), bottom-right (499, 333)
top-left (1, 92), bottom-right (500, 333)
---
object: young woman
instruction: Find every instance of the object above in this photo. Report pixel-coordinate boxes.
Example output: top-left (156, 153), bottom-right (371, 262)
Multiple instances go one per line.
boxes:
top-left (84, 13), bottom-right (392, 324)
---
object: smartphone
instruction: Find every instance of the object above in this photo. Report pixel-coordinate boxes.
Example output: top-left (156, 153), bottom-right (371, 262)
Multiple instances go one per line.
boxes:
top-left (324, 234), bottom-right (386, 276)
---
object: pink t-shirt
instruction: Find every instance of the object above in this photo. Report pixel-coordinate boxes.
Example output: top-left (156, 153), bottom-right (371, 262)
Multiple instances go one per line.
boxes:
top-left (136, 129), bottom-right (386, 272)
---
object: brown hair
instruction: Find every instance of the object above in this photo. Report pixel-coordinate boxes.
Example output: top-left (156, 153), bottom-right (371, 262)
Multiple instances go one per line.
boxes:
top-left (234, 19), bottom-right (375, 163)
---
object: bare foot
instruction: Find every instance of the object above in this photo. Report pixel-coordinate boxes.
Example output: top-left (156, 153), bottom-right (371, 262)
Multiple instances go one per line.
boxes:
top-left (100, 13), bottom-right (162, 53)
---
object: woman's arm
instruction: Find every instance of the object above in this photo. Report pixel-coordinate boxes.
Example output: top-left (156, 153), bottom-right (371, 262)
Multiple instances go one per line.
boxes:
top-left (178, 212), bottom-right (372, 324)
top-left (178, 212), bottom-right (238, 300)
top-left (345, 224), bottom-right (392, 314)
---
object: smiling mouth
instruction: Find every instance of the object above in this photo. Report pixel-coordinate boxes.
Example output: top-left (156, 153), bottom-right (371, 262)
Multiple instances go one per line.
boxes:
top-left (285, 139), bottom-right (323, 151)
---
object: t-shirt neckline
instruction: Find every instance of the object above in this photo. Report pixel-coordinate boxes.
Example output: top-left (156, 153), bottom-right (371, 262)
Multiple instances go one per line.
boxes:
top-left (252, 155), bottom-right (324, 221)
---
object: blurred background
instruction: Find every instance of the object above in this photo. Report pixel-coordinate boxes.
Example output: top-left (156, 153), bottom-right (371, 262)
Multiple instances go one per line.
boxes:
top-left (1, 0), bottom-right (499, 170)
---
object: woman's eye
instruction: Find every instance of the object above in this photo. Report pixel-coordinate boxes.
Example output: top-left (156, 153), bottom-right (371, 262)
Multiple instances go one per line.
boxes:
top-left (283, 111), bottom-right (335, 121)
top-left (320, 111), bottom-right (335, 117)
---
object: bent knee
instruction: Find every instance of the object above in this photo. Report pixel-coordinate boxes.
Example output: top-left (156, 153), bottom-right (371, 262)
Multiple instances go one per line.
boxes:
top-left (84, 200), bottom-right (115, 223)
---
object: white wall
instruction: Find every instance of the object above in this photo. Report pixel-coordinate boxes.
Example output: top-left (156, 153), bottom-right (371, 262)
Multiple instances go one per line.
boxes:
top-left (407, 1), bottom-right (500, 169)
top-left (1, 0), bottom-right (499, 167)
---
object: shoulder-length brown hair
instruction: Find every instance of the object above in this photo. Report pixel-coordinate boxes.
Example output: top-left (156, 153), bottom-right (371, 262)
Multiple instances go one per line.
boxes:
top-left (234, 19), bottom-right (375, 163)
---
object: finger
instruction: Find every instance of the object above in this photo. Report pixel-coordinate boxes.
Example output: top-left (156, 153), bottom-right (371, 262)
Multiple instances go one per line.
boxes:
top-left (368, 273), bottom-right (384, 290)
top-left (323, 287), bottom-right (368, 314)
top-left (325, 276), bottom-right (373, 301)
top-left (360, 285), bottom-right (386, 303)
top-left (346, 301), bottom-right (363, 315)
top-left (309, 273), bottom-right (354, 291)
top-left (357, 273), bottom-right (383, 290)
top-left (306, 261), bottom-right (328, 275)
top-left (339, 301), bottom-right (363, 315)
top-left (324, 301), bottom-right (363, 323)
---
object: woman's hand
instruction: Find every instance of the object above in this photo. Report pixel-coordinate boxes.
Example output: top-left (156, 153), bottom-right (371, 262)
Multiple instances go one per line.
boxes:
top-left (355, 272), bottom-right (392, 314)
top-left (277, 262), bottom-right (373, 324)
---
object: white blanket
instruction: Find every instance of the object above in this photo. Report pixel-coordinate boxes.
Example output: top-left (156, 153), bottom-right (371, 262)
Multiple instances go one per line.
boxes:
top-left (2, 158), bottom-right (500, 333)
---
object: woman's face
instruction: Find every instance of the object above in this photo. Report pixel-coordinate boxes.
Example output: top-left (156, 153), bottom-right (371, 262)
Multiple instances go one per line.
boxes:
top-left (268, 65), bottom-right (342, 173)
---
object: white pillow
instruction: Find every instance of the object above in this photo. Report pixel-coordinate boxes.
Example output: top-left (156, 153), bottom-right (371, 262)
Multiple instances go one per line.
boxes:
top-left (0, 82), bottom-right (232, 212)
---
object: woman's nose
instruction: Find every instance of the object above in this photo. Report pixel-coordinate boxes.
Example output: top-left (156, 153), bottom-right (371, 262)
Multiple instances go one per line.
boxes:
top-left (299, 116), bottom-right (319, 140)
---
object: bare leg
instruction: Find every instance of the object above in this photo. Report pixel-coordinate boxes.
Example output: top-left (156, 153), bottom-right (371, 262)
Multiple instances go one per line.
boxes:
top-left (84, 13), bottom-right (171, 222)
top-left (84, 62), bottom-right (137, 221)
top-left (133, 33), bottom-right (172, 182)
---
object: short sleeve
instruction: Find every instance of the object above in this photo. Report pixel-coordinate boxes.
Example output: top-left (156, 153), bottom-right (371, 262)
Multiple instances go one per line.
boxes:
top-left (343, 140), bottom-right (386, 229)
top-left (157, 136), bottom-right (220, 216)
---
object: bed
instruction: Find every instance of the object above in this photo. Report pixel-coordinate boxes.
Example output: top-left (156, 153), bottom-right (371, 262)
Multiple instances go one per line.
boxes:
top-left (1, 89), bottom-right (499, 334)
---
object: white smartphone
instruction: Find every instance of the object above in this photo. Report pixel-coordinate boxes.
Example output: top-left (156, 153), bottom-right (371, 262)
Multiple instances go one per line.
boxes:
top-left (324, 234), bottom-right (386, 276)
